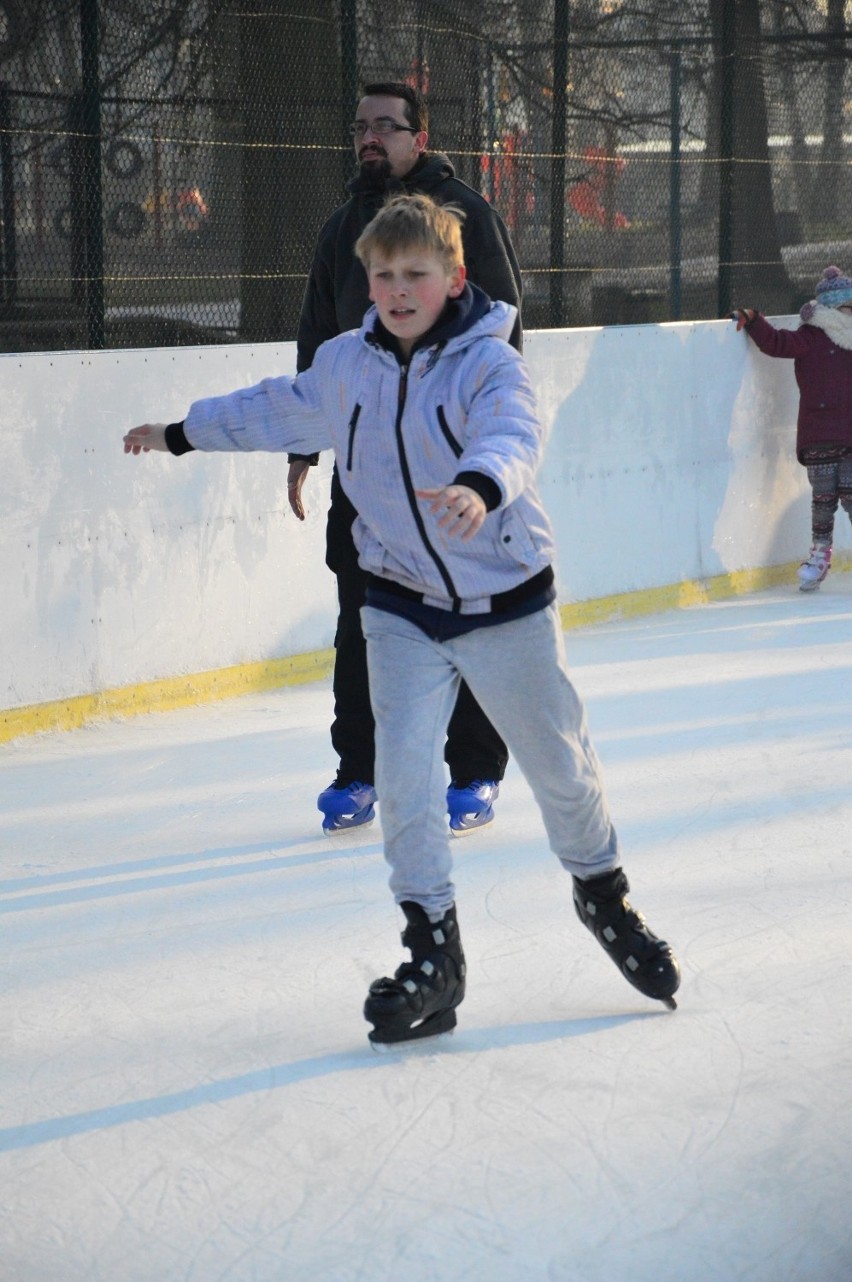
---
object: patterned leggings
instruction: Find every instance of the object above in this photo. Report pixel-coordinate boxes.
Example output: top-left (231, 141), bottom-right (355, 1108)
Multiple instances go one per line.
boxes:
top-left (806, 455), bottom-right (852, 544)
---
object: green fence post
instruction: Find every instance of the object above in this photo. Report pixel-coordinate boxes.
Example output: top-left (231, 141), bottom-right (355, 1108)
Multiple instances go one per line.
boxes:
top-left (340, 0), bottom-right (358, 191)
top-left (669, 44), bottom-right (682, 321)
top-left (717, 0), bottom-right (736, 318)
top-left (0, 83), bottom-right (17, 310)
top-left (549, 0), bottom-right (569, 328)
top-left (79, 0), bottom-right (105, 348)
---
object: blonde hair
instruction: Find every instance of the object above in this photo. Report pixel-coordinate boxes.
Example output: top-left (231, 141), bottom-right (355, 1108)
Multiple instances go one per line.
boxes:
top-left (355, 193), bottom-right (465, 273)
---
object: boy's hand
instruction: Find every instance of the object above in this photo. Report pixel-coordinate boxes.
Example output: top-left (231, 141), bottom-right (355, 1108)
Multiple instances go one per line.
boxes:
top-left (416, 484), bottom-right (487, 541)
top-left (732, 308), bottom-right (756, 331)
top-left (123, 424), bottom-right (169, 454)
top-left (286, 458), bottom-right (311, 521)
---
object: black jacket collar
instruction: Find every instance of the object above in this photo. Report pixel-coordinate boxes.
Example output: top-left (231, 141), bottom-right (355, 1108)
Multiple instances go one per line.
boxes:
top-left (347, 152), bottom-right (454, 199)
top-left (371, 283), bottom-right (492, 363)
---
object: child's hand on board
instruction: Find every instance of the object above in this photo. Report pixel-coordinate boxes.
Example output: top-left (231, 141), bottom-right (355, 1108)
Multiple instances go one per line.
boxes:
top-left (731, 308), bottom-right (756, 332)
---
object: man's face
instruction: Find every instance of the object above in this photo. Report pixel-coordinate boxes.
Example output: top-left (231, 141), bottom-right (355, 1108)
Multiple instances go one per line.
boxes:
top-left (353, 94), bottom-right (427, 181)
top-left (367, 247), bottom-right (465, 357)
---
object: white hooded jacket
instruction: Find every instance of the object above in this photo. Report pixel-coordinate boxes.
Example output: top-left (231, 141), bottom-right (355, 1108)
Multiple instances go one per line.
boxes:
top-left (184, 294), bottom-right (556, 614)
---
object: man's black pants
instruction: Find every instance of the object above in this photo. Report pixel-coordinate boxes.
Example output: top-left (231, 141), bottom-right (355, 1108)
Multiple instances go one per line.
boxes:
top-left (325, 467), bottom-right (509, 787)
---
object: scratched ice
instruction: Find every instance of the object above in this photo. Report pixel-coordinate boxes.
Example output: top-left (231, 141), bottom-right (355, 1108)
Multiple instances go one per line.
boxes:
top-left (2, 583), bottom-right (851, 1282)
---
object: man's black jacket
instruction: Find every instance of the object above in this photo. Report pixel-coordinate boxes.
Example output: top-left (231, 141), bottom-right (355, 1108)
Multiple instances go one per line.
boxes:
top-left (296, 150), bottom-right (523, 373)
top-left (292, 151), bottom-right (523, 567)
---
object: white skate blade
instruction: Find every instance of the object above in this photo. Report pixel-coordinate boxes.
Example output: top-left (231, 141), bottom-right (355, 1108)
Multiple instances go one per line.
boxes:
top-left (323, 817), bottom-right (375, 837)
top-left (449, 810), bottom-right (495, 837)
top-left (369, 1028), bottom-right (455, 1054)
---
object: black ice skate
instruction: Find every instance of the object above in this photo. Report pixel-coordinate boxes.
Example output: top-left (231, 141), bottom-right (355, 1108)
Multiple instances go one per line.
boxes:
top-left (364, 901), bottom-right (466, 1047)
top-left (572, 868), bottom-right (680, 1009)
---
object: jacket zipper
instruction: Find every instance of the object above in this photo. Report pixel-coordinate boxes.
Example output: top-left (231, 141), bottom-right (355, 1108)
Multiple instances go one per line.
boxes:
top-left (394, 363), bottom-right (461, 610)
top-left (437, 406), bottom-right (462, 458)
top-left (345, 403), bottom-right (362, 471)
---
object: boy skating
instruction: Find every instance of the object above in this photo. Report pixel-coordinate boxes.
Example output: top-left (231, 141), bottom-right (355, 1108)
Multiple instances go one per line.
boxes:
top-left (124, 194), bottom-right (680, 1045)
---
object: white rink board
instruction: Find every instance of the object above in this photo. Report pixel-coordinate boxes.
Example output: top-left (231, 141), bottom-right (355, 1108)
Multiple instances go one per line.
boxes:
top-left (2, 343), bottom-right (335, 708)
top-left (2, 318), bottom-right (838, 711)
top-left (525, 317), bottom-right (836, 602)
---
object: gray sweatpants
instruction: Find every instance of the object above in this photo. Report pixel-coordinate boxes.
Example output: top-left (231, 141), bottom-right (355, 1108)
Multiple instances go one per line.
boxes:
top-left (361, 602), bottom-right (620, 918)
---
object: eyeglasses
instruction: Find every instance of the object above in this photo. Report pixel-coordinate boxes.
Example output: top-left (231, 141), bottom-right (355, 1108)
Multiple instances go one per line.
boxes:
top-left (350, 119), bottom-right (419, 139)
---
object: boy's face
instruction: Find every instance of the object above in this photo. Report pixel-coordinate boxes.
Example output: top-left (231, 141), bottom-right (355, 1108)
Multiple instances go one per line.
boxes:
top-left (367, 248), bottom-right (466, 356)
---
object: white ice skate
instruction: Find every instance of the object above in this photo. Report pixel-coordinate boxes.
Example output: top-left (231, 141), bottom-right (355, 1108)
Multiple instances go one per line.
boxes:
top-left (798, 543), bottom-right (831, 592)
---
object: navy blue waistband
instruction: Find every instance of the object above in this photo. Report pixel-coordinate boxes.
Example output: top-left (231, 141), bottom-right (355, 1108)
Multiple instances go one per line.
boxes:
top-left (365, 565), bottom-right (554, 614)
top-left (365, 568), bottom-right (556, 643)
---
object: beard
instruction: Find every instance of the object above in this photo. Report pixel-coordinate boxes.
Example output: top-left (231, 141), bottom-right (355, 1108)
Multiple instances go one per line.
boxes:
top-left (358, 154), bottom-right (392, 188)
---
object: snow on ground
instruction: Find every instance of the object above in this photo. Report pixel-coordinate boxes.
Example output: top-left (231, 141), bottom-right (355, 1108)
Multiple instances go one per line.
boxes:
top-left (2, 581), bottom-right (851, 1282)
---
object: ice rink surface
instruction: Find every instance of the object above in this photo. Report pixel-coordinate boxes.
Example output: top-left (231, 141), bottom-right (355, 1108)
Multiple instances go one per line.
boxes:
top-left (2, 581), bottom-right (851, 1282)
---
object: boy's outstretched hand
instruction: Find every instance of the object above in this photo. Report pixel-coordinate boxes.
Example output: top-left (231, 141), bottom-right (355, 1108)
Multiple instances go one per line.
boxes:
top-left (123, 424), bottom-right (169, 454)
top-left (416, 484), bottom-right (486, 541)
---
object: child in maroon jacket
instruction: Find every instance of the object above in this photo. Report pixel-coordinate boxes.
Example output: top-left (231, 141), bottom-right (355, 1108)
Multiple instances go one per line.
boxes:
top-left (734, 265), bottom-right (852, 592)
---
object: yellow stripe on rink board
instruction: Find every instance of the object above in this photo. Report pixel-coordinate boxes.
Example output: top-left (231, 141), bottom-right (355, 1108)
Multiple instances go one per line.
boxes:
top-left (3, 556), bottom-right (850, 746)
top-left (557, 559), bottom-right (825, 630)
top-left (1, 649), bottom-right (335, 746)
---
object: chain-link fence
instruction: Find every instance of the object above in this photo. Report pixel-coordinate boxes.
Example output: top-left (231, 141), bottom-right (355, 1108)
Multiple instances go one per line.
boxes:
top-left (0, 0), bottom-right (850, 351)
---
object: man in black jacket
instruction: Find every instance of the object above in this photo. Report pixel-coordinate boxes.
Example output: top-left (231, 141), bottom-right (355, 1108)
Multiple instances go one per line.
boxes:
top-left (288, 82), bottom-right (522, 836)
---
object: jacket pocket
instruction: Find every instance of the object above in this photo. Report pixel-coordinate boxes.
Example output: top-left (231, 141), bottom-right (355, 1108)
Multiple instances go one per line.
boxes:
top-left (437, 405), bottom-right (463, 458)
top-left (497, 504), bottom-right (538, 567)
top-left (345, 403), bottom-right (362, 471)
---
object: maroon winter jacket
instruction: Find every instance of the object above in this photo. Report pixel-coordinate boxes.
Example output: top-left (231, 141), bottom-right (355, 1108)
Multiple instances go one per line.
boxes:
top-left (744, 312), bottom-right (852, 462)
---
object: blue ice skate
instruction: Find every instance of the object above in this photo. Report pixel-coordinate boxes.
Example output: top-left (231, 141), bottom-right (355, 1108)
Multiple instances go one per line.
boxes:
top-left (446, 779), bottom-right (500, 836)
top-left (317, 779), bottom-right (377, 834)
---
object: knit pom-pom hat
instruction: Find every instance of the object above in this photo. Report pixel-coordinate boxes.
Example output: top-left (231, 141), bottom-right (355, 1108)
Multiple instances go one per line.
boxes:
top-left (801, 265), bottom-right (852, 320)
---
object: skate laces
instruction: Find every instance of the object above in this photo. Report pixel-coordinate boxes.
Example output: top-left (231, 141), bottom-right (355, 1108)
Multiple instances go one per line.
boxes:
top-left (451, 779), bottom-right (495, 797)
top-left (330, 778), bottom-right (372, 794)
top-left (802, 544), bottom-right (831, 569)
top-left (318, 779), bottom-right (376, 812)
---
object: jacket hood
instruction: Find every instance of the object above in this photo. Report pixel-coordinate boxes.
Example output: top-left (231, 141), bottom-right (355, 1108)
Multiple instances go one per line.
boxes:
top-left (801, 302), bottom-right (852, 351)
top-left (360, 283), bottom-right (517, 359)
top-left (347, 151), bottom-right (455, 198)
